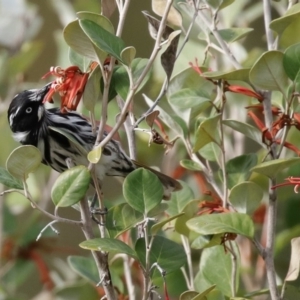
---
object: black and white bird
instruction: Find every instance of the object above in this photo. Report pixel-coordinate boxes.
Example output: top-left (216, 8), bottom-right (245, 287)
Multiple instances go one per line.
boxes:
top-left (7, 83), bottom-right (181, 199)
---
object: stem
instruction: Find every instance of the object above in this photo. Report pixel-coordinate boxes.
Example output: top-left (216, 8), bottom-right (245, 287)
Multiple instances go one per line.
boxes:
top-left (135, 2), bottom-right (198, 127)
top-left (263, 0), bottom-right (275, 50)
top-left (79, 198), bottom-right (116, 300)
top-left (181, 235), bottom-right (194, 290)
top-left (219, 83), bottom-right (228, 208)
top-left (262, 1), bottom-right (279, 297)
top-left (227, 241), bottom-right (238, 298)
top-left (197, 9), bottom-right (241, 69)
top-left (95, 0), bottom-right (175, 151)
top-left (123, 255), bottom-right (136, 300)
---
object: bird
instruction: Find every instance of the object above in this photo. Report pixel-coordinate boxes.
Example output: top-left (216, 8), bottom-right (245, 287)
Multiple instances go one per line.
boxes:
top-left (7, 83), bottom-right (181, 199)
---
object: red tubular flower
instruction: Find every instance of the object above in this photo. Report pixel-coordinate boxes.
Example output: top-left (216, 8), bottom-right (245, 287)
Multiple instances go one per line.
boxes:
top-left (226, 85), bottom-right (264, 101)
top-left (42, 66), bottom-right (90, 113)
top-left (272, 177), bottom-right (300, 192)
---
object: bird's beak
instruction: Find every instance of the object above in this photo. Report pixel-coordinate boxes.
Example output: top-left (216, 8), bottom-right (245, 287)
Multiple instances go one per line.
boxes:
top-left (37, 82), bottom-right (52, 103)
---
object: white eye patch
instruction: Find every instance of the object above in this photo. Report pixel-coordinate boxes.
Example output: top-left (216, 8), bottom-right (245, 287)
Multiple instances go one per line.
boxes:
top-left (9, 107), bottom-right (20, 126)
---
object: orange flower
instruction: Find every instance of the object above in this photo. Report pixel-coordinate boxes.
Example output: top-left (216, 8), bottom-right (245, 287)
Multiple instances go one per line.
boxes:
top-left (225, 85), bottom-right (263, 101)
top-left (42, 66), bottom-right (90, 113)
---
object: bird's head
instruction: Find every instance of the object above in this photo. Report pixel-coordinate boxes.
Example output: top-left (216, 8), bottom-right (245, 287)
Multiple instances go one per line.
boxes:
top-left (8, 83), bottom-right (52, 143)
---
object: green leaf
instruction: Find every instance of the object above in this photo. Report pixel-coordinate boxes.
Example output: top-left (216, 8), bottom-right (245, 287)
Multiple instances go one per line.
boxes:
top-left (202, 68), bottom-right (250, 81)
top-left (64, 20), bottom-right (106, 64)
top-left (144, 95), bottom-right (188, 138)
top-left (0, 167), bottom-right (23, 189)
top-left (222, 119), bottom-right (262, 145)
top-left (87, 146), bottom-right (102, 164)
top-left (269, 3), bottom-right (300, 35)
top-left (191, 234), bottom-right (224, 250)
top-left (175, 200), bottom-right (200, 237)
top-left (82, 65), bottom-right (102, 112)
top-left (206, 0), bottom-right (235, 10)
top-left (249, 51), bottom-right (289, 96)
top-left (180, 291), bottom-right (199, 300)
top-left (135, 235), bottom-right (186, 273)
top-left (218, 28), bottom-right (253, 43)
top-left (51, 166), bottom-right (91, 207)
top-left (113, 58), bottom-right (150, 99)
top-left (193, 114), bottom-right (221, 152)
top-left (68, 256), bottom-right (99, 284)
top-left (229, 181), bottom-right (263, 214)
top-left (194, 245), bottom-right (239, 296)
top-left (76, 11), bottom-right (115, 34)
top-left (80, 237), bottom-right (137, 259)
top-left (169, 88), bottom-right (211, 109)
top-left (151, 212), bottom-right (184, 235)
top-left (187, 213), bottom-right (254, 238)
top-left (123, 168), bottom-right (163, 214)
top-left (283, 43), bottom-right (300, 81)
top-left (55, 281), bottom-right (100, 299)
top-left (167, 67), bottom-right (215, 107)
top-left (68, 47), bottom-right (91, 72)
top-left (121, 46), bottom-right (136, 66)
top-left (6, 145), bottom-right (42, 180)
top-left (79, 19), bottom-right (126, 62)
top-left (106, 203), bottom-right (143, 238)
top-left (166, 181), bottom-right (195, 216)
top-left (251, 158), bottom-right (300, 179)
top-left (180, 159), bottom-right (202, 171)
top-left (226, 154), bottom-right (258, 189)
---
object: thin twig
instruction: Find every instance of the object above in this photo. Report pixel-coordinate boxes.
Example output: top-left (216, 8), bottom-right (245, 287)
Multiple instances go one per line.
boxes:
top-left (1, 188), bottom-right (82, 226)
top-left (181, 235), bottom-right (194, 290)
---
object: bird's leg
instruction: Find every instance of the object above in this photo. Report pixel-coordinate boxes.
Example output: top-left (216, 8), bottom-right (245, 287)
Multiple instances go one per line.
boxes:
top-left (89, 192), bottom-right (108, 225)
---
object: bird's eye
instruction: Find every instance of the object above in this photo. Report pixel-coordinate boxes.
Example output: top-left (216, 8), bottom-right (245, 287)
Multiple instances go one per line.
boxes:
top-left (26, 107), bottom-right (32, 114)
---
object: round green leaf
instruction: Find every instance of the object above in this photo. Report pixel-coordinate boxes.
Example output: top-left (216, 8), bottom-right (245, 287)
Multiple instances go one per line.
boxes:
top-left (151, 212), bottom-right (184, 235)
top-left (0, 167), bottom-right (23, 189)
top-left (229, 181), bottom-right (263, 214)
top-left (193, 114), bottom-right (221, 152)
top-left (226, 153), bottom-right (258, 189)
top-left (76, 11), bottom-right (115, 34)
top-left (135, 235), bottom-right (186, 274)
top-left (87, 146), bottom-right (102, 164)
top-left (106, 203), bottom-right (143, 238)
top-left (6, 145), bottom-right (42, 180)
top-left (82, 65), bottom-right (102, 112)
top-left (169, 88), bottom-right (211, 109)
top-left (120, 46), bottom-right (136, 66)
top-left (123, 168), bottom-right (163, 214)
top-left (64, 20), bottom-right (106, 64)
top-left (222, 120), bottom-right (262, 145)
top-left (80, 238), bottom-right (137, 259)
top-left (187, 213), bottom-right (254, 238)
top-left (68, 255), bottom-right (99, 284)
top-left (113, 58), bottom-right (150, 99)
top-left (251, 157), bottom-right (300, 179)
top-left (79, 19), bottom-right (125, 62)
top-left (166, 181), bottom-right (195, 216)
top-left (249, 51), bottom-right (289, 96)
top-left (217, 28), bottom-right (253, 43)
top-left (195, 245), bottom-right (239, 296)
top-left (283, 43), bottom-right (300, 81)
top-left (180, 159), bottom-right (202, 171)
top-left (202, 68), bottom-right (250, 81)
top-left (51, 165), bottom-right (91, 207)
top-left (269, 3), bottom-right (300, 35)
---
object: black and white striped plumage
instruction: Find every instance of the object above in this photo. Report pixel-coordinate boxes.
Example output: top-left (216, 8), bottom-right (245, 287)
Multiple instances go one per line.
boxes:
top-left (8, 83), bottom-right (181, 199)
